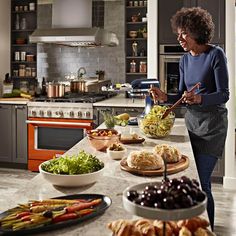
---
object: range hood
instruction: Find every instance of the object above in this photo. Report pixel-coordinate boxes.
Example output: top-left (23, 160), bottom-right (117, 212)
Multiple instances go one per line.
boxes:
top-left (29, 0), bottom-right (119, 47)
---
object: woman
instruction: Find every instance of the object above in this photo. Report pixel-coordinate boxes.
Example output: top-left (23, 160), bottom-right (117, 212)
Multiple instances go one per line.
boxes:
top-left (150, 7), bottom-right (229, 230)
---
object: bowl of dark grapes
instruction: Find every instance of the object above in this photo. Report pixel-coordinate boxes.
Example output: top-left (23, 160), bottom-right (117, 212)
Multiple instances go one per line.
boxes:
top-left (123, 176), bottom-right (207, 221)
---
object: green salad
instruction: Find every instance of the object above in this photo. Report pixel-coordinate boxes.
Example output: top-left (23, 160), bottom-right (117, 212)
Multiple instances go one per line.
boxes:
top-left (41, 150), bottom-right (104, 175)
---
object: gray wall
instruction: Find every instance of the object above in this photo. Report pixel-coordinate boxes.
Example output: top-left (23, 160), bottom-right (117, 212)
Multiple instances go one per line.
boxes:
top-left (37, 2), bottom-right (125, 84)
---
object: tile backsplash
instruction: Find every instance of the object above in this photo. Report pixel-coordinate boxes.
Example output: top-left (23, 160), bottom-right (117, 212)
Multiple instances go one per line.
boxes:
top-left (37, 2), bottom-right (125, 84)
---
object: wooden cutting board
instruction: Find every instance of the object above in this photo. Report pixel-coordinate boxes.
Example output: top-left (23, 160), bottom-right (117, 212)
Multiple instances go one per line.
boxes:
top-left (120, 155), bottom-right (189, 176)
top-left (0, 97), bottom-right (30, 101)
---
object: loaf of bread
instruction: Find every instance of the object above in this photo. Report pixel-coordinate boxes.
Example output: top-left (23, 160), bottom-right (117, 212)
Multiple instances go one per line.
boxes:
top-left (127, 150), bottom-right (163, 170)
top-left (153, 144), bottom-right (181, 163)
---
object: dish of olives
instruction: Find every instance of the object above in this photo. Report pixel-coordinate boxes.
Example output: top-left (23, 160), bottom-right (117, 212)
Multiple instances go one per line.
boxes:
top-left (123, 176), bottom-right (207, 221)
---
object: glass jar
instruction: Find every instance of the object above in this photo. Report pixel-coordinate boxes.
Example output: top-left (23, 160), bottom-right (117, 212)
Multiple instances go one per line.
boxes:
top-left (14, 51), bottom-right (20, 61)
top-left (25, 67), bottom-right (32, 76)
top-left (13, 70), bottom-right (19, 77)
top-left (29, 2), bottom-right (35, 11)
top-left (20, 81), bottom-right (29, 93)
top-left (130, 60), bottom-right (136, 73)
top-left (139, 61), bottom-right (147, 73)
top-left (132, 41), bottom-right (138, 57)
top-left (31, 68), bottom-right (36, 77)
top-left (139, 0), bottom-right (143, 6)
top-left (133, 1), bottom-right (138, 6)
top-left (19, 65), bottom-right (26, 77)
top-left (20, 18), bottom-right (27, 30)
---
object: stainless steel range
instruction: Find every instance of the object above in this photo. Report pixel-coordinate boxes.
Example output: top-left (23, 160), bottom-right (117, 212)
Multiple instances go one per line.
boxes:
top-left (26, 92), bottom-right (116, 171)
top-left (28, 102), bottom-right (93, 119)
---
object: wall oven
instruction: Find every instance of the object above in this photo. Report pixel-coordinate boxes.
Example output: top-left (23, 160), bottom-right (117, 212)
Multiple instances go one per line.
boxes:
top-left (159, 44), bottom-right (185, 95)
top-left (26, 102), bottom-right (93, 171)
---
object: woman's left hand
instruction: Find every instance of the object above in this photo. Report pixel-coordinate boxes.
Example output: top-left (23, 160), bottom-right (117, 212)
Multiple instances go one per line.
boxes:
top-left (183, 91), bottom-right (202, 105)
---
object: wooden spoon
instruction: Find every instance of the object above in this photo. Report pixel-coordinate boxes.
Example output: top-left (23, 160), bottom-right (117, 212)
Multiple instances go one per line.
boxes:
top-left (161, 82), bottom-right (201, 119)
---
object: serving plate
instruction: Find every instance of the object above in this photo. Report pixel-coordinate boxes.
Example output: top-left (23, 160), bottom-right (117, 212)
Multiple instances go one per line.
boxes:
top-left (120, 137), bottom-right (145, 144)
top-left (0, 194), bottom-right (111, 236)
top-left (120, 155), bottom-right (189, 176)
top-left (123, 182), bottom-right (207, 221)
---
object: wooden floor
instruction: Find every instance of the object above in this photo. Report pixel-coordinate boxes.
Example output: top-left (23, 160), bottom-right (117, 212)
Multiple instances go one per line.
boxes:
top-left (0, 168), bottom-right (236, 236)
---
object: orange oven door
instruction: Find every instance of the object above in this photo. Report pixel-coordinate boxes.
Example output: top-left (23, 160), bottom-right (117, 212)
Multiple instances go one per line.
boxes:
top-left (27, 117), bottom-right (93, 171)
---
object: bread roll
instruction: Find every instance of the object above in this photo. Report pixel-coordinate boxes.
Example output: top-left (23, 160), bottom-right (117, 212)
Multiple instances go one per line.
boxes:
top-left (194, 227), bottom-right (209, 236)
top-left (153, 144), bottom-right (181, 163)
top-left (134, 219), bottom-right (156, 236)
top-left (179, 226), bottom-right (192, 236)
top-left (127, 150), bottom-right (163, 170)
top-left (153, 220), bottom-right (174, 236)
top-left (177, 217), bottom-right (209, 232)
top-left (107, 219), bottom-right (142, 236)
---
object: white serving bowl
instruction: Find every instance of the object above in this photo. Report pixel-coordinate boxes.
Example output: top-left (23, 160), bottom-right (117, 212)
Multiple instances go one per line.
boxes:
top-left (123, 182), bottom-right (207, 221)
top-left (106, 146), bottom-right (127, 160)
top-left (39, 161), bottom-right (105, 187)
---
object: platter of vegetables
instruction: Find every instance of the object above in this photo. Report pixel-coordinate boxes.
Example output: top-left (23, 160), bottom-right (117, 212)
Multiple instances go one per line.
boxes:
top-left (0, 194), bottom-right (111, 235)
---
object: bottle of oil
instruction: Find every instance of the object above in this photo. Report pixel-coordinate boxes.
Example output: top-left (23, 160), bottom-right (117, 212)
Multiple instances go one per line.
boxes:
top-left (41, 77), bottom-right (47, 96)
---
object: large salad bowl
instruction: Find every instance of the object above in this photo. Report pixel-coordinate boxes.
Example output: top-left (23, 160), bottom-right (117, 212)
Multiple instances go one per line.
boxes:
top-left (138, 105), bottom-right (175, 138)
top-left (39, 151), bottom-right (105, 187)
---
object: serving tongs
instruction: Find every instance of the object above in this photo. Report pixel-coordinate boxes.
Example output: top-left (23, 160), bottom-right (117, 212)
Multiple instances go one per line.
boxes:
top-left (161, 82), bottom-right (201, 119)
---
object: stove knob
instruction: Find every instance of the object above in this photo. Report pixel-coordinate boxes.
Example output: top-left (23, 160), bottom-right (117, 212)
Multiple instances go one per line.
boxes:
top-left (39, 110), bottom-right (44, 117)
top-left (55, 111), bottom-right (63, 117)
top-left (78, 111), bottom-right (82, 118)
top-left (58, 111), bottom-right (64, 117)
top-left (47, 110), bottom-right (52, 117)
top-left (85, 111), bottom-right (91, 119)
top-left (31, 110), bottom-right (37, 117)
top-left (69, 111), bottom-right (74, 117)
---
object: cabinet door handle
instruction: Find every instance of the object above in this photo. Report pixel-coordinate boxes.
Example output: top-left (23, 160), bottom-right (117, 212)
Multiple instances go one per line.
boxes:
top-left (15, 105), bottom-right (25, 109)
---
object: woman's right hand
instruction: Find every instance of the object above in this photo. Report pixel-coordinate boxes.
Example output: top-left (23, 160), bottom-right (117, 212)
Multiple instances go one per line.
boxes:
top-left (149, 87), bottom-right (167, 103)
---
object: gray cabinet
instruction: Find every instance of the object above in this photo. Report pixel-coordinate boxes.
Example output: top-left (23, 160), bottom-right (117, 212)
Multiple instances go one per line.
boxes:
top-left (0, 104), bottom-right (27, 165)
top-left (12, 105), bottom-right (28, 164)
top-left (0, 105), bottom-right (13, 162)
top-left (158, 0), bottom-right (225, 44)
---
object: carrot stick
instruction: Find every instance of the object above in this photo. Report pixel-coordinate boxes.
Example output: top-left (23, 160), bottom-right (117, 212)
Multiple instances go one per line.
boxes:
top-left (65, 199), bottom-right (102, 213)
top-left (29, 199), bottom-right (89, 206)
top-left (52, 209), bottom-right (94, 223)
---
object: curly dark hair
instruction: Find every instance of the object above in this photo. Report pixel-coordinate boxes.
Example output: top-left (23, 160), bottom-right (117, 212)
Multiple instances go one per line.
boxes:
top-left (170, 7), bottom-right (215, 45)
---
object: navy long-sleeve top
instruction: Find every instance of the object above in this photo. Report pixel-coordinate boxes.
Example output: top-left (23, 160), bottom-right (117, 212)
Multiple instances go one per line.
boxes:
top-left (169, 45), bottom-right (229, 106)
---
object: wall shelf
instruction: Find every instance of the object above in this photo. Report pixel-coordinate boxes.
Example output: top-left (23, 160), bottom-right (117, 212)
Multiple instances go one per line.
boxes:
top-left (11, 0), bottom-right (37, 89)
top-left (125, 0), bottom-right (148, 84)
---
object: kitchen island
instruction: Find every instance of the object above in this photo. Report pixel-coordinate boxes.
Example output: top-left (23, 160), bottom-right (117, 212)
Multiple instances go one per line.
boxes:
top-left (1, 119), bottom-right (202, 236)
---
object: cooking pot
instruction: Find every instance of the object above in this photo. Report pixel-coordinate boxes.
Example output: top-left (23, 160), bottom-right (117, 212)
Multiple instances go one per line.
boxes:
top-left (70, 80), bottom-right (86, 93)
top-left (47, 83), bottom-right (65, 98)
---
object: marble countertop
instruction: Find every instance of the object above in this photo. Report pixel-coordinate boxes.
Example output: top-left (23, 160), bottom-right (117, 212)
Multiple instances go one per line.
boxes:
top-left (1, 119), bottom-right (202, 236)
top-left (0, 94), bottom-right (145, 107)
top-left (0, 99), bottom-right (29, 104)
top-left (93, 93), bottom-right (145, 108)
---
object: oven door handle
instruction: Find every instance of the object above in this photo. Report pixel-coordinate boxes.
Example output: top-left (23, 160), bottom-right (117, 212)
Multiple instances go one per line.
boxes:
top-left (26, 120), bottom-right (92, 127)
